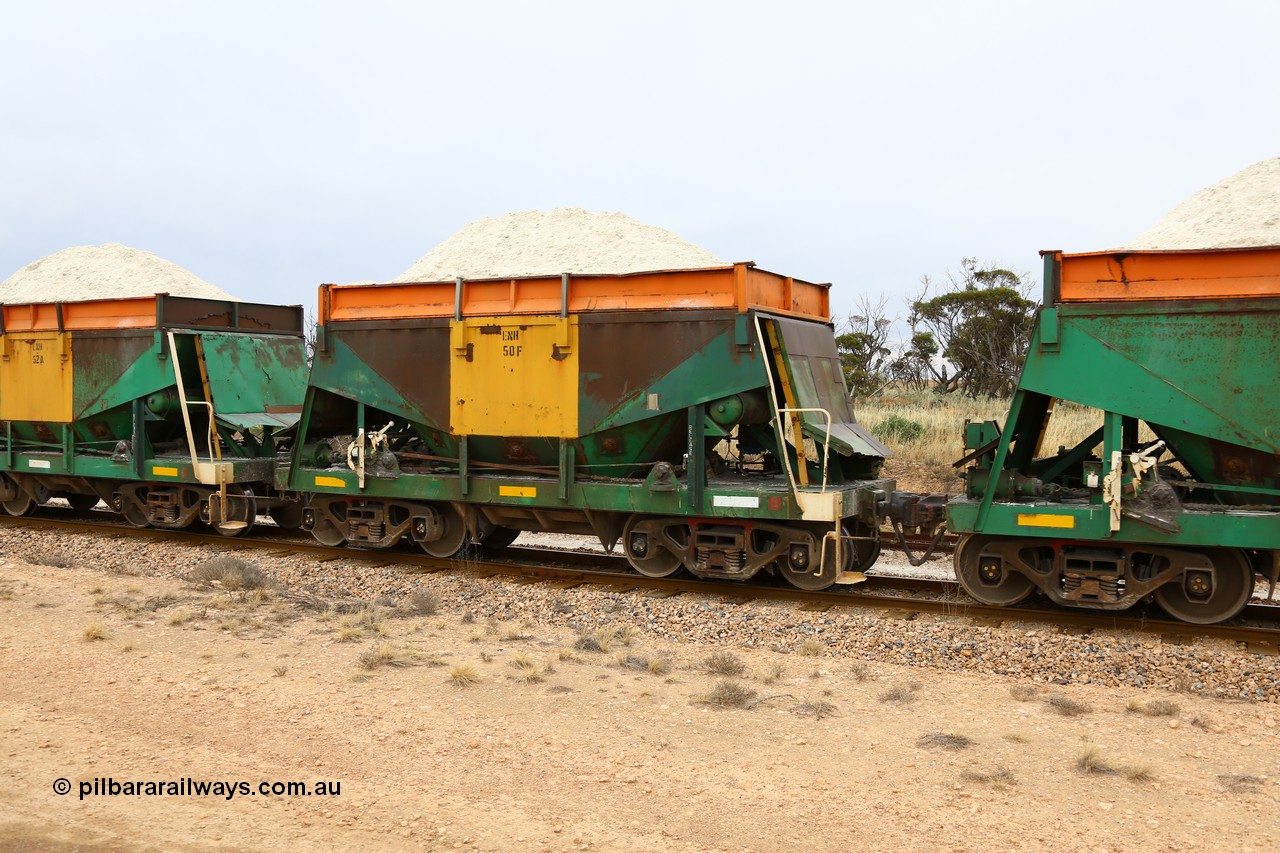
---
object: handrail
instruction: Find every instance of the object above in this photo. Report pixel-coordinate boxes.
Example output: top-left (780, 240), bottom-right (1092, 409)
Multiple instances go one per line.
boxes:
top-left (752, 314), bottom-right (835, 497)
top-left (778, 406), bottom-right (834, 494)
top-left (165, 330), bottom-right (220, 476)
top-left (166, 331), bottom-right (202, 474)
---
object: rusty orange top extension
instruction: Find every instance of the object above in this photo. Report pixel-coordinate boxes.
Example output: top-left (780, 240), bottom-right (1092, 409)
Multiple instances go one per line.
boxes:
top-left (0, 296), bottom-right (160, 332)
top-left (321, 263), bottom-right (832, 323)
top-left (1054, 246), bottom-right (1280, 303)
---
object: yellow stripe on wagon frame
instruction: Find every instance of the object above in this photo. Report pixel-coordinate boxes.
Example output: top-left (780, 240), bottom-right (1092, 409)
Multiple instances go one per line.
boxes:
top-left (499, 485), bottom-right (537, 498)
top-left (152, 466), bottom-right (180, 477)
top-left (314, 475), bottom-right (346, 488)
top-left (1016, 513), bottom-right (1075, 529)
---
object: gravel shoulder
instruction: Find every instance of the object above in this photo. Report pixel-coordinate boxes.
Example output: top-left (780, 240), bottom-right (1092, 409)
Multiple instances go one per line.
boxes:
top-left (2, 526), bottom-right (1279, 852)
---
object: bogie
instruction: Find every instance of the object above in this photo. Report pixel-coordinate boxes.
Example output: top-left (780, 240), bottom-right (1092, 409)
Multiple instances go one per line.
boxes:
top-left (954, 534), bottom-right (1257, 624)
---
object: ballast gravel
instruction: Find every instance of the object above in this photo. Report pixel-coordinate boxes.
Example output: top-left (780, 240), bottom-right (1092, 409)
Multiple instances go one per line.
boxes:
top-left (4, 524), bottom-right (1277, 703)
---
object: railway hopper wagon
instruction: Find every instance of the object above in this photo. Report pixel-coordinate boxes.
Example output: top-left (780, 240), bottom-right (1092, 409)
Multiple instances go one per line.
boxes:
top-left (0, 294), bottom-right (308, 534)
top-left (292, 263), bottom-right (896, 590)
top-left (949, 246), bottom-right (1280, 623)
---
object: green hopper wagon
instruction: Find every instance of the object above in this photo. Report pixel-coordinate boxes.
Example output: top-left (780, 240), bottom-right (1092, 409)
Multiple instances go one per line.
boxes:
top-left (0, 293), bottom-right (308, 534)
top-left (292, 263), bottom-right (893, 590)
top-left (949, 246), bottom-right (1280, 623)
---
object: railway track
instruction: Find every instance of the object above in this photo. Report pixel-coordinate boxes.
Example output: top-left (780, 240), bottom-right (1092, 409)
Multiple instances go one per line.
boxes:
top-left (3, 509), bottom-right (1278, 651)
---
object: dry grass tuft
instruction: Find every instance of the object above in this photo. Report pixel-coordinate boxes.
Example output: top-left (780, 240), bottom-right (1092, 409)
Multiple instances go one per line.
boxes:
top-left (28, 549), bottom-right (76, 568)
top-left (448, 663), bottom-right (481, 688)
top-left (272, 665), bottom-right (288, 677)
top-left (1219, 774), bottom-right (1264, 793)
top-left (1127, 698), bottom-right (1180, 717)
top-left (617, 654), bottom-right (670, 675)
top-left (1123, 764), bottom-right (1156, 782)
top-left (1044, 695), bottom-right (1092, 717)
top-left (401, 589), bottom-right (440, 616)
top-left (82, 622), bottom-right (108, 641)
top-left (878, 684), bottom-right (918, 704)
top-left (796, 638), bottom-right (825, 657)
top-left (336, 608), bottom-right (388, 642)
top-left (796, 700), bottom-right (837, 720)
top-left (917, 732), bottom-right (974, 750)
top-left (761, 663), bottom-right (785, 685)
top-left (701, 680), bottom-right (758, 709)
top-left (358, 642), bottom-right (420, 671)
top-left (647, 656), bottom-right (671, 675)
top-left (574, 625), bottom-right (621, 654)
top-left (189, 556), bottom-right (270, 591)
top-left (703, 651), bottom-right (747, 677)
top-left (1144, 698), bottom-right (1180, 717)
top-left (283, 592), bottom-right (331, 613)
top-left (166, 609), bottom-right (196, 626)
top-left (507, 653), bottom-right (545, 684)
top-left (849, 662), bottom-right (873, 681)
top-left (961, 766), bottom-right (1017, 787)
top-left (1009, 684), bottom-right (1039, 702)
top-left (1076, 742), bottom-right (1114, 774)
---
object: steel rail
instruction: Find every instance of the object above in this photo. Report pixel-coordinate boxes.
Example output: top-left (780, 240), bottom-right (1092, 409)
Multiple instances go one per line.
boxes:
top-left (2, 511), bottom-right (1276, 650)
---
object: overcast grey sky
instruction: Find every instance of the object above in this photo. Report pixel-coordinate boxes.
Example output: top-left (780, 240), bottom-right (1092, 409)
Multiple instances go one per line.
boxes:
top-left (2, 1), bottom-right (1277, 320)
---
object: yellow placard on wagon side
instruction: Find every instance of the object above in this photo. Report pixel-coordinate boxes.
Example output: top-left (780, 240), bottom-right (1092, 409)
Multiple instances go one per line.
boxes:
top-left (1016, 513), bottom-right (1075, 529)
top-left (499, 485), bottom-right (537, 498)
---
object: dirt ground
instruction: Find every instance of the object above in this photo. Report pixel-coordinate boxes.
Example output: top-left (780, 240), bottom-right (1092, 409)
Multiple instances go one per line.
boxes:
top-left (2, 556), bottom-right (1278, 853)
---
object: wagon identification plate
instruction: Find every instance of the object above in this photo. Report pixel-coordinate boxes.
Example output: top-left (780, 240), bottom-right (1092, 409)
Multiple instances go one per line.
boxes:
top-left (1016, 513), bottom-right (1075, 529)
top-left (499, 485), bottom-right (537, 498)
top-left (450, 316), bottom-right (579, 439)
top-left (713, 495), bottom-right (760, 509)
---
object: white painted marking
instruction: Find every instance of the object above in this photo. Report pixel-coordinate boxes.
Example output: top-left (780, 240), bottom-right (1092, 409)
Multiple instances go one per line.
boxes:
top-left (713, 495), bottom-right (759, 508)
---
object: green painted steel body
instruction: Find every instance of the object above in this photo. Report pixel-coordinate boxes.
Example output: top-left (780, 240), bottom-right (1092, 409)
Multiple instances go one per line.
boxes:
top-left (292, 305), bottom-right (892, 530)
top-left (949, 251), bottom-right (1280, 551)
top-left (0, 297), bottom-right (307, 492)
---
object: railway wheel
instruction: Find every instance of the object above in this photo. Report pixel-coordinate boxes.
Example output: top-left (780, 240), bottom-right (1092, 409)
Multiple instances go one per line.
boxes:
top-left (1154, 549), bottom-right (1253, 625)
top-left (208, 486), bottom-right (256, 537)
top-left (64, 494), bottom-right (101, 512)
top-left (311, 518), bottom-right (346, 546)
top-left (418, 504), bottom-right (469, 558)
top-left (622, 516), bottom-right (683, 578)
top-left (118, 493), bottom-right (150, 528)
top-left (269, 500), bottom-right (305, 530)
top-left (1, 492), bottom-right (34, 517)
top-left (954, 534), bottom-right (1035, 606)
top-left (846, 520), bottom-right (881, 572)
top-left (779, 525), bottom-right (846, 591)
top-left (477, 525), bottom-right (521, 552)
